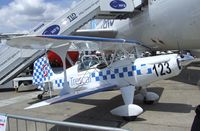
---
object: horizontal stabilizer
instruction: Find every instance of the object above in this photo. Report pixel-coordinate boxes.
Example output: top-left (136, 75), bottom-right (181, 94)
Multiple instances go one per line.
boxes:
top-left (25, 84), bottom-right (116, 109)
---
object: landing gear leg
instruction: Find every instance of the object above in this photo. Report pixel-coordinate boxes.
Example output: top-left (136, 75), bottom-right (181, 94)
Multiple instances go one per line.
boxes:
top-left (111, 86), bottom-right (143, 121)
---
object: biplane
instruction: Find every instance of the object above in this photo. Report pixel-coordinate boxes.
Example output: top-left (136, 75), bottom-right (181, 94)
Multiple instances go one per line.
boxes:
top-left (7, 35), bottom-right (190, 120)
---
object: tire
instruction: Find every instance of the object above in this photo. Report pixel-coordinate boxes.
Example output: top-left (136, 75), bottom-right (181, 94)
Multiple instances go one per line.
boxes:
top-left (37, 94), bottom-right (43, 100)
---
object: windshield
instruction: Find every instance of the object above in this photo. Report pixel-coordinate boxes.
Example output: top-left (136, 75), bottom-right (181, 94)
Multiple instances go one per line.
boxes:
top-left (78, 55), bottom-right (100, 71)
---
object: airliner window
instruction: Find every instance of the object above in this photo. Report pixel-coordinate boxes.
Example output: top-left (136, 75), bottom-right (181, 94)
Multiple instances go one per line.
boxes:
top-left (78, 55), bottom-right (99, 71)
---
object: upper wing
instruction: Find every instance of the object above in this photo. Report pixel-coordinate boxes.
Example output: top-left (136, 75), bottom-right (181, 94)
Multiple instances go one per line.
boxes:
top-left (72, 29), bottom-right (117, 38)
top-left (25, 83), bottom-right (116, 109)
top-left (7, 35), bottom-right (150, 50)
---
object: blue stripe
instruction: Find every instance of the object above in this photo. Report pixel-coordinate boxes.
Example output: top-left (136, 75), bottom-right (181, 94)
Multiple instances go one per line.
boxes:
top-left (38, 35), bottom-right (142, 45)
top-left (54, 85), bottom-right (116, 103)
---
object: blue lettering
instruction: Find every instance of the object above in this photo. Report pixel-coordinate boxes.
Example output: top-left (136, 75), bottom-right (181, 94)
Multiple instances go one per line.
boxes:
top-left (101, 20), bottom-right (114, 29)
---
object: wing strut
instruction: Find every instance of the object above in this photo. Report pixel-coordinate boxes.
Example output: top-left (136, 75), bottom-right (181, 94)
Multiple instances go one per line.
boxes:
top-left (51, 45), bottom-right (72, 96)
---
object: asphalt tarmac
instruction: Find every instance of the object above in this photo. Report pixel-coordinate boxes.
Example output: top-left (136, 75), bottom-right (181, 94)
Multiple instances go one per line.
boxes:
top-left (0, 68), bottom-right (199, 131)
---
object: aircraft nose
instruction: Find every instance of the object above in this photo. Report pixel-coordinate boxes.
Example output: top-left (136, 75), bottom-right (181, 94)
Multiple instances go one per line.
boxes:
top-left (177, 53), bottom-right (195, 66)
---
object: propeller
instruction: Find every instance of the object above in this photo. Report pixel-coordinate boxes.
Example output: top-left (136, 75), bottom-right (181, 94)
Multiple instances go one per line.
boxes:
top-left (176, 42), bottom-right (185, 58)
top-left (177, 53), bottom-right (195, 66)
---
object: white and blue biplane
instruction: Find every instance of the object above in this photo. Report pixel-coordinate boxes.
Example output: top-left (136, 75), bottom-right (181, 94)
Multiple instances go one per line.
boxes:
top-left (7, 35), bottom-right (190, 120)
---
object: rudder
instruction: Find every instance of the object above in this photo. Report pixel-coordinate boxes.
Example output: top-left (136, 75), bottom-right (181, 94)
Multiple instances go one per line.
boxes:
top-left (33, 56), bottom-right (55, 89)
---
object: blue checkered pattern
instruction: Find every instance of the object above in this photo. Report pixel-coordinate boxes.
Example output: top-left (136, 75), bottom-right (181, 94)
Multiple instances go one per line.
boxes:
top-left (91, 64), bottom-right (152, 82)
top-left (55, 79), bottom-right (64, 88)
top-left (33, 57), bottom-right (54, 85)
top-left (91, 65), bottom-right (134, 81)
top-left (33, 58), bottom-right (153, 88)
top-left (137, 64), bottom-right (152, 75)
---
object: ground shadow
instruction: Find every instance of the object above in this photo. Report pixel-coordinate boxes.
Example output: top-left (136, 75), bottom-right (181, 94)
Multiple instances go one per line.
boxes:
top-left (48, 87), bottom-right (194, 131)
top-left (0, 88), bottom-right (15, 92)
top-left (140, 87), bottom-right (195, 113)
top-left (28, 95), bottom-right (58, 104)
top-left (142, 102), bottom-right (195, 113)
top-left (49, 95), bottom-right (129, 131)
top-left (171, 63), bottom-right (200, 86)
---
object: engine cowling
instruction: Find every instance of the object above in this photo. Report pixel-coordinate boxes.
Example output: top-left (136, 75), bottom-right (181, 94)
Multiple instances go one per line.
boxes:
top-left (134, 54), bottom-right (181, 86)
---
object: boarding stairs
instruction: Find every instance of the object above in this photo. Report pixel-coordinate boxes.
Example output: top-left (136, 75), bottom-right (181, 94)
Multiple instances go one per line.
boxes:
top-left (32, 0), bottom-right (142, 35)
top-left (0, 0), bottom-right (142, 87)
top-left (0, 44), bottom-right (44, 85)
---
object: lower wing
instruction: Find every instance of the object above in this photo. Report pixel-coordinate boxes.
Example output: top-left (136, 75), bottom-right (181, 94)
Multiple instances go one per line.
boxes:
top-left (25, 83), bottom-right (116, 109)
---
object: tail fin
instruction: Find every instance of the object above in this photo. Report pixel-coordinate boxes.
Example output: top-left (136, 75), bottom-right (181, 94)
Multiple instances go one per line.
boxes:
top-left (33, 56), bottom-right (55, 89)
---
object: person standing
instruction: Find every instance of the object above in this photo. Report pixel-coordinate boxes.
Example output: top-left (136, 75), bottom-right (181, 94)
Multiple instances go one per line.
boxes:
top-left (191, 105), bottom-right (200, 131)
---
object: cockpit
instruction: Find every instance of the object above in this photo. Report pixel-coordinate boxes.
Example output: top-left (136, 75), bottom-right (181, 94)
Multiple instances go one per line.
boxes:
top-left (77, 49), bottom-right (137, 72)
top-left (78, 55), bottom-right (100, 71)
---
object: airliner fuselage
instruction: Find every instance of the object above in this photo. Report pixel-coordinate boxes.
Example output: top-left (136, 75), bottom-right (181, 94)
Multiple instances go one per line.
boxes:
top-left (105, 0), bottom-right (200, 50)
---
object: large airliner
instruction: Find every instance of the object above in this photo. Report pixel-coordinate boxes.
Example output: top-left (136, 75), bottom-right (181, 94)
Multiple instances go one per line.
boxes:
top-left (76, 0), bottom-right (200, 52)
top-left (2, 0), bottom-right (200, 52)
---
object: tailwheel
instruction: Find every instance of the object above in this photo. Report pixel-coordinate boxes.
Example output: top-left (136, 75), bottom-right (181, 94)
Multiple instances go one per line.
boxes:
top-left (37, 90), bottom-right (48, 100)
top-left (37, 94), bottom-right (43, 100)
top-left (123, 116), bottom-right (137, 121)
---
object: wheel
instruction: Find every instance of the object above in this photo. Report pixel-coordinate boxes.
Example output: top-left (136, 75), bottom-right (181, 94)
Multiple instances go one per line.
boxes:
top-left (123, 116), bottom-right (137, 121)
top-left (37, 94), bottom-right (43, 100)
top-left (144, 100), bottom-right (154, 105)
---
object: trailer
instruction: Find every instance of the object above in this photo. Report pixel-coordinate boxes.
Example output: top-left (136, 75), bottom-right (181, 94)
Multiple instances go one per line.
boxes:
top-left (13, 76), bottom-right (36, 92)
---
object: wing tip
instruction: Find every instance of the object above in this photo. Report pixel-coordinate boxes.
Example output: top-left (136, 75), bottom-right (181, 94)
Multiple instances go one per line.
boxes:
top-left (24, 101), bottom-right (50, 110)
